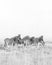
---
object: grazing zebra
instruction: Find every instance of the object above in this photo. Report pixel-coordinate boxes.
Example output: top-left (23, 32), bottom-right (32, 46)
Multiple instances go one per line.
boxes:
top-left (22, 36), bottom-right (31, 46)
top-left (4, 38), bottom-right (14, 47)
top-left (11, 34), bottom-right (22, 45)
top-left (38, 36), bottom-right (45, 46)
top-left (30, 36), bottom-right (45, 46)
top-left (4, 34), bottom-right (22, 47)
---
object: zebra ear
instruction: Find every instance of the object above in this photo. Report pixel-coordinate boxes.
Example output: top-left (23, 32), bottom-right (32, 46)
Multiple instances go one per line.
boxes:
top-left (41, 35), bottom-right (43, 38)
top-left (39, 35), bottom-right (43, 39)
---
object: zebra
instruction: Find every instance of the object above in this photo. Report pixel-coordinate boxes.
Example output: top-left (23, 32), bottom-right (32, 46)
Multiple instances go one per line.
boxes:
top-left (30, 36), bottom-right (45, 46)
top-left (4, 38), bottom-right (15, 47)
top-left (4, 34), bottom-right (22, 47)
top-left (38, 36), bottom-right (45, 46)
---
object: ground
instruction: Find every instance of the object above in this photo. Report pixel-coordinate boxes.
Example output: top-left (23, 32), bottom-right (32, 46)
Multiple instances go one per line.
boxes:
top-left (0, 43), bottom-right (52, 65)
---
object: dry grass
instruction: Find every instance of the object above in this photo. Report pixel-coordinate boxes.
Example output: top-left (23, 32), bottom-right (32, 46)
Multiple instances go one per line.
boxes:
top-left (0, 43), bottom-right (52, 65)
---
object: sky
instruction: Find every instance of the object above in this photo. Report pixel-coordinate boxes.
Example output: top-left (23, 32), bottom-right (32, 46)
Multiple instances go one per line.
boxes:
top-left (0, 0), bottom-right (52, 42)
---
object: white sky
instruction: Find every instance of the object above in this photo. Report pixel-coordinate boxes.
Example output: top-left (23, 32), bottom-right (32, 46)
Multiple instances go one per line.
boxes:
top-left (0, 0), bottom-right (52, 41)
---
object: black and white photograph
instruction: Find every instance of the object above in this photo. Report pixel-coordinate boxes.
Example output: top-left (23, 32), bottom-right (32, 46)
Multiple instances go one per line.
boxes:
top-left (0, 0), bottom-right (52, 65)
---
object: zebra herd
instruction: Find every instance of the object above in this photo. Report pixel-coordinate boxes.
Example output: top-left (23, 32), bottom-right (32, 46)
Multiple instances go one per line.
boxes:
top-left (4, 34), bottom-right (45, 48)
